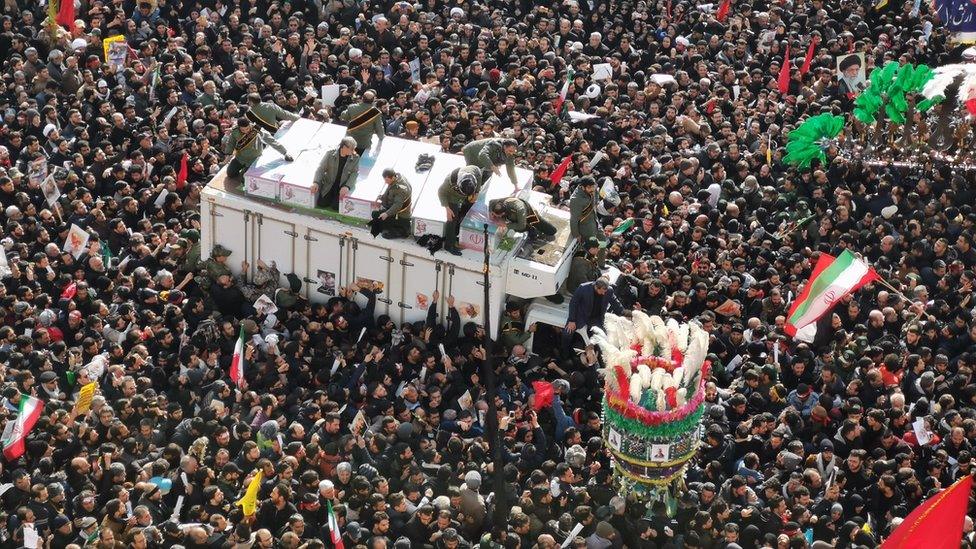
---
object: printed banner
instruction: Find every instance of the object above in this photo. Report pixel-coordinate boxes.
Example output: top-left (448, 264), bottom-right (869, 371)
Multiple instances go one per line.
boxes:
top-left (75, 382), bottom-right (98, 414)
top-left (936, 0), bottom-right (976, 43)
top-left (103, 35), bottom-right (129, 68)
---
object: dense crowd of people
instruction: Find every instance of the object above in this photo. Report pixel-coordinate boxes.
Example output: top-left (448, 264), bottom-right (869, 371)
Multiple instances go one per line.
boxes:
top-left (2, 0), bottom-right (976, 548)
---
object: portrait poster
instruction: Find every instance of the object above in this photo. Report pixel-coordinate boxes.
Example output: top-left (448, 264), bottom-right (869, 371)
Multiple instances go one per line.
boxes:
top-left (836, 53), bottom-right (866, 97)
top-left (649, 444), bottom-right (671, 462)
top-left (316, 270), bottom-right (336, 296)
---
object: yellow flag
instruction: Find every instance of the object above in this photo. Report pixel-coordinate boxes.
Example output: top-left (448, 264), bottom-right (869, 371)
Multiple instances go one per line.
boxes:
top-left (766, 134), bottom-right (773, 166)
top-left (236, 470), bottom-right (263, 516)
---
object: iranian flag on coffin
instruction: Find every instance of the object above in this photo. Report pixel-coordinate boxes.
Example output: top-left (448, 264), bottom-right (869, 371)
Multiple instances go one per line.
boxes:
top-left (785, 250), bottom-right (879, 342)
top-left (1, 395), bottom-right (43, 461)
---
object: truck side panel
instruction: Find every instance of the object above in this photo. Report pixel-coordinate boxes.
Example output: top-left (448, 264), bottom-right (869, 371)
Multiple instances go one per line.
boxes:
top-left (443, 262), bottom-right (490, 330)
top-left (253, 213), bottom-right (298, 280)
top-left (347, 237), bottom-right (395, 316)
top-left (303, 228), bottom-right (348, 301)
top-left (206, 196), bottom-right (250, 276)
top-left (396, 252), bottom-right (444, 326)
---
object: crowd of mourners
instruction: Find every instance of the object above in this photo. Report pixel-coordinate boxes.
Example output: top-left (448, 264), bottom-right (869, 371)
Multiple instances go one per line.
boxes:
top-left (2, 0), bottom-right (976, 548)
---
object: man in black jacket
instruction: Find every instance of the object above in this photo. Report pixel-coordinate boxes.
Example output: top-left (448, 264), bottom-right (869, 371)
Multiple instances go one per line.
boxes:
top-left (562, 277), bottom-right (625, 357)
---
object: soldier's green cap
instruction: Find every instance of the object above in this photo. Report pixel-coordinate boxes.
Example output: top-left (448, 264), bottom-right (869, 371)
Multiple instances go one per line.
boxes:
top-left (212, 244), bottom-right (232, 257)
top-left (585, 236), bottom-right (600, 249)
top-left (181, 229), bottom-right (200, 241)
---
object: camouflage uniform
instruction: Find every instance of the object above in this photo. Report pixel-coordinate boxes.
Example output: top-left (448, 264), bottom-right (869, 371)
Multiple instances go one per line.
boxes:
top-left (372, 173), bottom-right (412, 238)
top-left (196, 244), bottom-right (233, 291)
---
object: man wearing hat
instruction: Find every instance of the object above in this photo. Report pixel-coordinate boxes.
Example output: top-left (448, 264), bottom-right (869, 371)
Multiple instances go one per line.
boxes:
top-left (340, 90), bottom-right (384, 155)
top-left (369, 169), bottom-right (412, 239)
top-left (245, 93), bottom-right (299, 133)
top-left (180, 229), bottom-right (202, 272)
top-left (438, 165), bottom-right (486, 255)
top-left (75, 516), bottom-right (99, 546)
top-left (565, 236), bottom-right (602, 294)
top-left (312, 137), bottom-right (360, 210)
top-left (462, 137), bottom-right (519, 186)
top-left (488, 196), bottom-right (556, 241)
top-left (198, 244), bottom-right (234, 289)
top-left (223, 117), bottom-right (293, 179)
top-left (37, 370), bottom-right (64, 400)
top-left (50, 514), bottom-right (74, 548)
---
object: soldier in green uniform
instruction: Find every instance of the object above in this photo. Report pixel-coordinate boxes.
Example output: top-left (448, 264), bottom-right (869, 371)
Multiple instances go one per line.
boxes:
top-left (224, 117), bottom-right (293, 178)
top-left (462, 138), bottom-right (519, 186)
top-left (498, 301), bottom-right (535, 352)
top-left (312, 137), bottom-right (360, 209)
top-left (438, 165), bottom-right (486, 256)
top-left (488, 197), bottom-right (557, 241)
top-left (340, 91), bottom-right (384, 155)
top-left (245, 93), bottom-right (300, 132)
top-left (370, 168), bottom-right (412, 239)
top-left (568, 176), bottom-right (605, 265)
top-left (565, 236), bottom-right (603, 293)
top-left (197, 244), bottom-right (234, 290)
top-left (181, 229), bottom-right (201, 273)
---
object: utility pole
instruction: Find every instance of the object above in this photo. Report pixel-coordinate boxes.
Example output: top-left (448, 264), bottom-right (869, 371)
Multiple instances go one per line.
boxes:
top-left (481, 224), bottom-right (507, 525)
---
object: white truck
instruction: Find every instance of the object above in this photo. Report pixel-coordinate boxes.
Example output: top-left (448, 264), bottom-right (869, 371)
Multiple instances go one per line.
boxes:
top-left (201, 119), bottom-right (583, 338)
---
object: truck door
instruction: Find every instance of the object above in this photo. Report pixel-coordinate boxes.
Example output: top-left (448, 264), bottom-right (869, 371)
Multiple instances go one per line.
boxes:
top-left (443, 263), bottom-right (487, 327)
top-left (348, 237), bottom-right (394, 316)
top-left (396, 253), bottom-right (444, 326)
top-left (206, 197), bottom-right (251, 275)
top-left (253, 213), bottom-right (298, 280)
top-left (303, 228), bottom-right (348, 303)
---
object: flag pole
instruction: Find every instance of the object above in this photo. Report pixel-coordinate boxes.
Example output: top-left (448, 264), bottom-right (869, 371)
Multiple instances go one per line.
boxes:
top-left (481, 224), bottom-right (506, 526)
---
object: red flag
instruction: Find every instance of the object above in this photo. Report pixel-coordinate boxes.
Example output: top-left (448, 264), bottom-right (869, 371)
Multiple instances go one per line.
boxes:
top-left (716, 0), bottom-right (731, 22)
top-left (704, 97), bottom-right (717, 114)
top-left (801, 36), bottom-right (819, 76)
top-left (56, 0), bottom-right (75, 31)
top-left (176, 152), bottom-right (188, 189)
top-left (61, 282), bottom-right (77, 300)
top-left (778, 44), bottom-right (792, 95)
top-left (531, 381), bottom-right (554, 410)
top-left (550, 154), bottom-right (573, 186)
top-left (881, 475), bottom-right (972, 549)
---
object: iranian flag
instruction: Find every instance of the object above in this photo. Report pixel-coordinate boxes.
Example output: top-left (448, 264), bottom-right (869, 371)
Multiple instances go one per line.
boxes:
top-left (326, 500), bottom-right (344, 549)
top-left (553, 68), bottom-right (575, 114)
top-left (785, 250), bottom-right (878, 338)
top-left (2, 395), bottom-right (43, 461)
top-left (229, 326), bottom-right (245, 387)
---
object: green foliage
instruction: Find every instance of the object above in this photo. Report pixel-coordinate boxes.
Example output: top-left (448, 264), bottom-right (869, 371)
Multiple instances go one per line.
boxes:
top-left (853, 62), bottom-right (937, 125)
top-left (783, 114), bottom-right (845, 169)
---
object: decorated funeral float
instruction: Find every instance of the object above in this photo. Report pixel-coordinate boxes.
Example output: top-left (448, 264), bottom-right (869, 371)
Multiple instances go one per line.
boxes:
top-left (592, 313), bottom-right (710, 514)
top-left (784, 53), bottom-right (976, 172)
